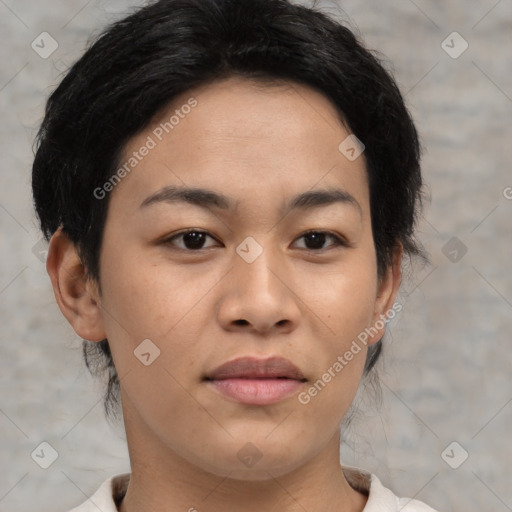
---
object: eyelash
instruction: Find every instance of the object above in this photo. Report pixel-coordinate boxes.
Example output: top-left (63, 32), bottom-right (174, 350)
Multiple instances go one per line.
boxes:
top-left (162, 229), bottom-right (348, 253)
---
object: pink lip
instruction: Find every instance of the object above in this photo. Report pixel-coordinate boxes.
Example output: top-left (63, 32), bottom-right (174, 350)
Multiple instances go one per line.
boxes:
top-left (205, 356), bottom-right (307, 405)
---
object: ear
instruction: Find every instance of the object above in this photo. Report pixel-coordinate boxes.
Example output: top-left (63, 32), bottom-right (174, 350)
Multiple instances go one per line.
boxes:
top-left (366, 243), bottom-right (403, 345)
top-left (46, 227), bottom-right (107, 342)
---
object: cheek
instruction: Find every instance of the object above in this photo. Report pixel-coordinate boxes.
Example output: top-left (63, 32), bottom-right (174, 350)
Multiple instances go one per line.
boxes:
top-left (99, 249), bottom-right (206, 339)
top-left (98, 255), bottom-right (207, 419)
top-left (97, 247), bottom-right (222, 388)
top-left (298, 252), bottom-right (378, 390)
top-left (302, 255), bottom-right (378, 333)
top-left (295, 271), bottom-right (374, 424)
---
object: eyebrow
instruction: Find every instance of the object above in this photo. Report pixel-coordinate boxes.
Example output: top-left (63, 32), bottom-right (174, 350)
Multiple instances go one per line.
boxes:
top-left (140, 185), bottom-right (362, 218)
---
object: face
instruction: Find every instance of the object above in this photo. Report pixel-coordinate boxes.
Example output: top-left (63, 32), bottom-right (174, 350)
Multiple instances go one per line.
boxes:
top-left (67, 76), bottom-right (400, 480)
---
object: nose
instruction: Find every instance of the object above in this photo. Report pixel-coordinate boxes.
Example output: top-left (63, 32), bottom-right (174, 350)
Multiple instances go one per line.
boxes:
top-left (216, 238), bottom-right (301, 336)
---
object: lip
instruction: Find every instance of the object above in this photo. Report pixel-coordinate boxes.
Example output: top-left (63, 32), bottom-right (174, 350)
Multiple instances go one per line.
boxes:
top-left (204, 356), bottom-right (307, 405)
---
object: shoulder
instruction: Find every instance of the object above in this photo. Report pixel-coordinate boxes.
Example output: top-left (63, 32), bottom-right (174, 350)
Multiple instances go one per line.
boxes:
top-left (370, 474), bottom-right (440, 512)
top-left (342, 466), bottom-right (440, 512)
top-left (67, 473), bottom-right (129, 512)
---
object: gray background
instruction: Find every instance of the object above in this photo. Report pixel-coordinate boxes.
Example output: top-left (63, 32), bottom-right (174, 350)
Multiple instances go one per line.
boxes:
top-left (1, 1), bottom-right (511, 511)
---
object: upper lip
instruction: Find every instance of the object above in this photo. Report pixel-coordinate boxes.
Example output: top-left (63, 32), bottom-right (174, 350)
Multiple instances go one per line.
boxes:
top-left (205, 356), bottom-right (307, 381)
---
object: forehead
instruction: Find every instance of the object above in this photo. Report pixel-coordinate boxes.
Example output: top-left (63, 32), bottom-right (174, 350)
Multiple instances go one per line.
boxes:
top-left (112, 76), bottom-right (369, 217)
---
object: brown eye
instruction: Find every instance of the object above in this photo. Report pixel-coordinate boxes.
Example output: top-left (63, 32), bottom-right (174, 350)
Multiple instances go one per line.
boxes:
top-left (165, 230), bottom-right (218, 251)
top-left (294, 231), bottom-right (347, 251)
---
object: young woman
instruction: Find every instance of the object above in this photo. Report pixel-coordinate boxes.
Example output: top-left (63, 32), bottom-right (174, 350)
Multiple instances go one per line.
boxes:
top-left (32, 0), bottom-right (436, 510)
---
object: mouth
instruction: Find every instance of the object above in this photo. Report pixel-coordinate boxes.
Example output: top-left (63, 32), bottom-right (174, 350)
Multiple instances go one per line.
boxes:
top-left (204, 356), bottom-right (307, 406)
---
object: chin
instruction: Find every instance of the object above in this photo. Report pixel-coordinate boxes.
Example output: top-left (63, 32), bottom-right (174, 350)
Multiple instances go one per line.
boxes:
top-left (226, 467), bottom-right (287, 482)
top-left (207, 459), bottom-right (303, 482)
top-left (194, 443), bottom-right (308, 482)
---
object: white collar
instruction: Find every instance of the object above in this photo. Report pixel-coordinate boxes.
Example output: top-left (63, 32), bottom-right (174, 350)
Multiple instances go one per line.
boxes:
top-left (70, 466), bottom-right (438, 512)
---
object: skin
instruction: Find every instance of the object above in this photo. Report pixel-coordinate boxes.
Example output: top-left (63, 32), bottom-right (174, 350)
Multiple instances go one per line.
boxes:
top-left (47, 76), bottom-right (402, 512)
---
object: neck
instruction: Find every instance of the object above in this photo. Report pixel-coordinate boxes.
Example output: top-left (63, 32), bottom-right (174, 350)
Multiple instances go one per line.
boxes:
top-left (118, 403), bottom-right (367, 512)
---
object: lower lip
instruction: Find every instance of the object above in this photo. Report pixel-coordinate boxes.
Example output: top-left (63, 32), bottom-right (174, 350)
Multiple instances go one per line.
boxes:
top-left (208, 378), bottom-right (304, 405)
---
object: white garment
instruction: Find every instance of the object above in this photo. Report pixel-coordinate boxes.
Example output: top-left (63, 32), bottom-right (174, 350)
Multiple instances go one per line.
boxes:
top-left (69, 466), bottom-right (439, 512)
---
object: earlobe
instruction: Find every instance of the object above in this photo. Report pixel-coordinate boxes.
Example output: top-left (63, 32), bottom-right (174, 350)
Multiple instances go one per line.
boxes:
top-left (46, 228), bottom-right (107, 342)
top-left (367, 243), bottom-right (403, 345)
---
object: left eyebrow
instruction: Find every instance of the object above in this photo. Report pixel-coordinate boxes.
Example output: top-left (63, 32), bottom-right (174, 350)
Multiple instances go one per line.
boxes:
top-left (286, 188), bottom-right (362, 219)
top-left (140, 185), bottom-right (234, 211)
top-left (139, 185), bottom-right (362, 218)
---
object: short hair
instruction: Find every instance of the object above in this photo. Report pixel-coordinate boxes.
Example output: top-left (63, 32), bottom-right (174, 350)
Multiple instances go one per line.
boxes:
top-left (32, 0), bottom-right (428, 420)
